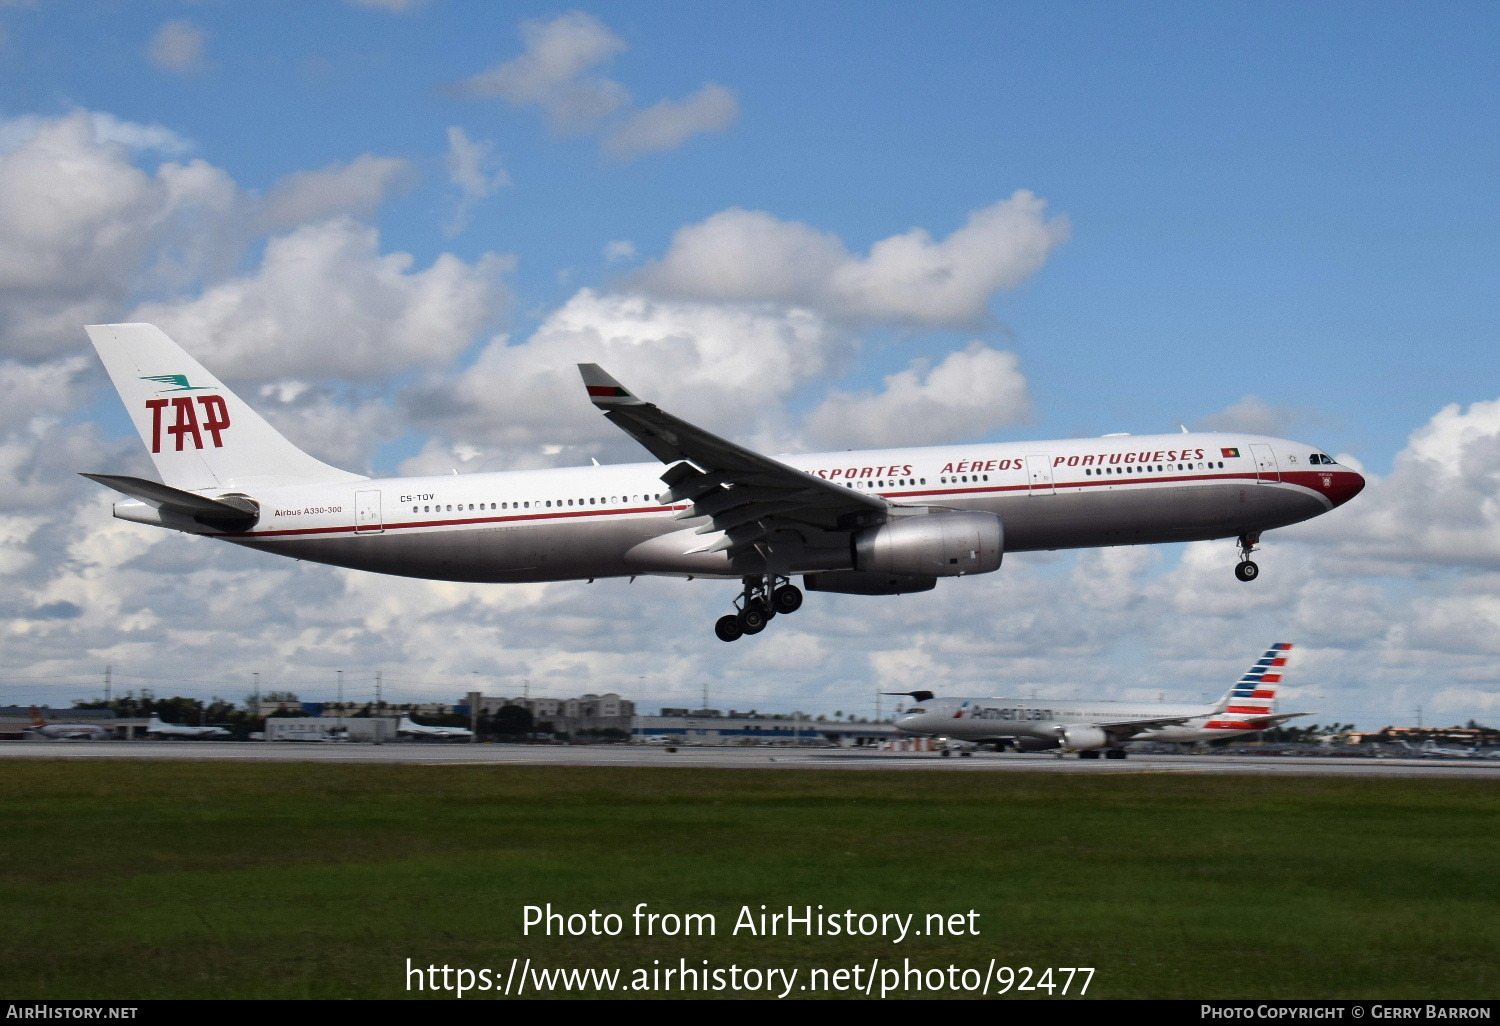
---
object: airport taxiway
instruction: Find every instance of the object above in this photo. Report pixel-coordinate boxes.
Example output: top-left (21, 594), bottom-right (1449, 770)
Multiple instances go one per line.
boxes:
top-left (2, 741), bottom-right (1498, 777)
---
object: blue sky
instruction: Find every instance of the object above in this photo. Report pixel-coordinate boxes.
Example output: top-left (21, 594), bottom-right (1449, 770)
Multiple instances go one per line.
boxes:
top-left (0, 1), bottom-right (1496, 728)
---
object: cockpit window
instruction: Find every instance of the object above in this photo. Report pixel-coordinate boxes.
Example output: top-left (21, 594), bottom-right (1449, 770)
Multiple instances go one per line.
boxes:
top-left (908, 707), bottom-right (926, 715)
top-left (1309, 453), bottom-right (1334, 465)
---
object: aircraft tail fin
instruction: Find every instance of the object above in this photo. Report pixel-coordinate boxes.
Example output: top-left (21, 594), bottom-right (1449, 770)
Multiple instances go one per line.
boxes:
top-left (29, 705), bottom-right (44, 727)
top-left (1211, 642), bottom-right (1292, 716)
top-left (84, 323), bottom-right (366, 491)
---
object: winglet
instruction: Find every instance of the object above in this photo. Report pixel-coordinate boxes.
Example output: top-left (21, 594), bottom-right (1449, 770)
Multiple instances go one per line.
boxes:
top-left (578, 364), bottom-right (644, 407)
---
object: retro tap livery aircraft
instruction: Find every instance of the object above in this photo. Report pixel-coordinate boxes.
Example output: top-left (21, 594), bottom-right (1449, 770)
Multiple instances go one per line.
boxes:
top-left (894, 642), bottom-right (1305, 758)
top-left (26, 706), bottom-right (112, 741)
top-left (82, 324), bottom-right (1364, 641)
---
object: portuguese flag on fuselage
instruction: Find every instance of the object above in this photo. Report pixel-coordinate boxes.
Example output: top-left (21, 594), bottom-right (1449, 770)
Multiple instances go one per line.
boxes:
top-left (1221, 447), bottom-right (1240, 458)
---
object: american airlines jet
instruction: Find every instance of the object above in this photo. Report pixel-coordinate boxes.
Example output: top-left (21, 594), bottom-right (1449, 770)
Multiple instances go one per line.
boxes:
top-left (895, 642), bottom-right (1304, 758)
top-left (82, 324), bottom-right (1364, 641)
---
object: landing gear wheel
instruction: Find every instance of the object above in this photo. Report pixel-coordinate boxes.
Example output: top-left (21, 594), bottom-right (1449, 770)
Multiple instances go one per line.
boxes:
top-left (1079, 750), bottom-right (1101, 760)
top-left (714, 615), bottom-right (743, 643)
top-left (738, 605), bottom-right (767, 634)
top-left (1106, 749), bottom-right (1127, 760)
top-left (772, 584), bottom-right (803, 614)
top-left (1235, 532), bottom-right (1262, 581)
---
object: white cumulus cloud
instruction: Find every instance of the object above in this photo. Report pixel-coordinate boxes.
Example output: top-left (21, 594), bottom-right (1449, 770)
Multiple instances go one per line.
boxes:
top-left (803, 343), bottom-right (1031, 450)
top-left (454, 11), bottom-right (629, 134)
top-left (260, 155), bottom-right (415, 235)
top-left (1300, 398), bottom-right (1500, 571)
top-left (129, 217), bottom-right (512, 383)
top-left (635, 192), bottom-right (1069, 327)
top-left (400, 288), bottom-right (852, 466)
top-left (603, 83), bottom-right (739, 159)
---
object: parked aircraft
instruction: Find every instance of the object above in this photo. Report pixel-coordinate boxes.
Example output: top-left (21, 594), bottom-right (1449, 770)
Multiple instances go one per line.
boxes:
top-left (895, 642), bottom-right (1306, 758)
top-left (25, 706), bottom-right (112, 741)
top-left (396, 716), bottom-right (474, 741)
top-left (1398, 739), bottom-right (1499, 760)
top-left (146, 715), bottom-right (232, 740)
top-left (81, 324), bottom-right (1365, 640)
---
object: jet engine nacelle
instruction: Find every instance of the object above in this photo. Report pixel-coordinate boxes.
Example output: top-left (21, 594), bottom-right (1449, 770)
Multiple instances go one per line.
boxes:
top-left (1060, 726), bottom-right (1110, 752)
top-left (852, 511), bottom-right (1003, 578)
top-left (1015, 736), bottom-right (1060, 752)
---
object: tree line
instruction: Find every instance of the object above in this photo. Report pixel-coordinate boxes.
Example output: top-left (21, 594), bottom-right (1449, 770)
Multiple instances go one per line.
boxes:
top-left (69, 691), bottom-right (631, 742)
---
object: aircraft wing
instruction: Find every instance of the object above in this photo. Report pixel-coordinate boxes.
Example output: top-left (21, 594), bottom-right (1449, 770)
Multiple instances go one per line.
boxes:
top-left (579, 364), bottom-right (890, 556)
top-left (1091, 708), bottom-right (1311, 739)
top-left (1089, 715), bottom-right (1198, 739)
top-left (1235, 712), bottom-right (1311, 727)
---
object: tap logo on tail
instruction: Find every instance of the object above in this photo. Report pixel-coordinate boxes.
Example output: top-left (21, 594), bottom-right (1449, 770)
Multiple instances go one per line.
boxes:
top-left (142, 375), bottom-right (231, 453)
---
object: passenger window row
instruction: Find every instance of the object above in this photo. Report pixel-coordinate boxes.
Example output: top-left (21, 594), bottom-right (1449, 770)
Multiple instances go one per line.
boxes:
top-left (405, 455), bottom-right (1262, 516)
top-left (1084, 461), bottom-right (1224, 476)
top-left (412, 496), bottom-right (649, 515)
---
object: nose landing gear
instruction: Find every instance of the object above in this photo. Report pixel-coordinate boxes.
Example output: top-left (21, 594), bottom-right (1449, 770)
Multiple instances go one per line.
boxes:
top-left (714, 574), bottom-right (803, 641)
top-left (1234, 532), bottom-right (1261, 582)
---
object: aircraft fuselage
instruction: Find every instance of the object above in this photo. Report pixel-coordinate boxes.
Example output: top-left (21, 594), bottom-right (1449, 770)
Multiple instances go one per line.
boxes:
top-left (111, 430), bottom-right (1361, 584)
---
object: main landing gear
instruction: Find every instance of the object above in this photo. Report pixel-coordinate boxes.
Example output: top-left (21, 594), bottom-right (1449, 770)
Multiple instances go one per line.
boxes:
top-left (1234, 531), bottom-right (1261, 582)
top-left (714, 574), bottom-right (803, 642)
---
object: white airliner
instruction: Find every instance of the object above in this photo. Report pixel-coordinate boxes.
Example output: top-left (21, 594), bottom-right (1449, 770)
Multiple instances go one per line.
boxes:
top-left (146, 715), bottom-right (232, 740)
top-left (895, 642), bottom-right (1305, 758)
top-left (26, 706), bottom-right (112, 741)
top-left (396, 716), bottom-right (474, 740)
top-left (81, 324), bottom-right (1365, 640)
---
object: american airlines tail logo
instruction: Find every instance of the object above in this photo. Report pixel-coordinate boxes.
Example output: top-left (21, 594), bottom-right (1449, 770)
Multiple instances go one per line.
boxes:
top-left (145, 395), bottom-right (231, 453)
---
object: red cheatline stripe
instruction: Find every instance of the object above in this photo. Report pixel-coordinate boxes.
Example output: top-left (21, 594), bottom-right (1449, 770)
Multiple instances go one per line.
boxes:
top-left (232, 469), bottom-right (1317, 539)
top-left (234, 503), bottom-right (679, 538)
top-left (1259, 674), bottom-right (1281, 683)
top-left (1251, 689), bottom-right (1276, 699)
top-left (586, 385), bottom-right (627, 397)
top-left (1227, 705), bottom-right (1272, 714)
top-left (1205, 720), bottom-right (1262, 730)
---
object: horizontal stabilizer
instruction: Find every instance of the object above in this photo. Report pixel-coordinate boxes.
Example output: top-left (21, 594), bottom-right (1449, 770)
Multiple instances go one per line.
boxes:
top-left (883, 690), bottom-right (935, 703)
top-left (80, 473), bottom-right (258, 527)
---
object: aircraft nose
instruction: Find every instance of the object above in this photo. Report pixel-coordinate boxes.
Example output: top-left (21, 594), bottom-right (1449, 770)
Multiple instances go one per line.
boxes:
top-left (1328, 468), bottom-right (1366, 507)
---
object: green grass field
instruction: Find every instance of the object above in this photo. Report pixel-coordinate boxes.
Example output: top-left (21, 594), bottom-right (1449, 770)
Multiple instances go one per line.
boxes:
top-left (1, 759), bottom-right (1495, 1000)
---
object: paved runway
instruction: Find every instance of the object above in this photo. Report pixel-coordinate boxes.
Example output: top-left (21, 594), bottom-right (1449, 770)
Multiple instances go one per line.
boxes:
top-left (3, 740), bottom-right (1498, 778)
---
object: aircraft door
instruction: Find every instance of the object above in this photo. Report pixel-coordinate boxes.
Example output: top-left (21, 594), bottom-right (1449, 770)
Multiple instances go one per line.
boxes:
top-left (1026, 455), bottom-right (1055, 494)
top-left (355, 489), bottom-right (383, 533)
top-left (1250, 444), bottom-right (1280, 483)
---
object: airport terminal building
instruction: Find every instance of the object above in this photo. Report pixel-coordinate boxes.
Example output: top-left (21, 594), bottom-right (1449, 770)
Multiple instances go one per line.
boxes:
top-left (632, 709), bottom-right (900, 747)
